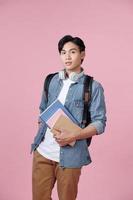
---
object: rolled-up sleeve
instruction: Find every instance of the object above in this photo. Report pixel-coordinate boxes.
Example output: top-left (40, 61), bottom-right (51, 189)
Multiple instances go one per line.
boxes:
top-left (89, 80), bottom-right (107, 135)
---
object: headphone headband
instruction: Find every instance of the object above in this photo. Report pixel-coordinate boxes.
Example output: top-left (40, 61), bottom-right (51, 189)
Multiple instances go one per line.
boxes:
top-left (59, 68), bottom-right (84, 82)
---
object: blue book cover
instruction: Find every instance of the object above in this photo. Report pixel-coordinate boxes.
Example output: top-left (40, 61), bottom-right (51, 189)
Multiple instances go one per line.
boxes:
top-left (39, 99), bottom-right (78, 128)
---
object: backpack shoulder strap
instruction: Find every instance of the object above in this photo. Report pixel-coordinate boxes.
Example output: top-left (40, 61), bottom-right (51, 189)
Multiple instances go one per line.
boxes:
top-left (82, 75), bottom-right (93, 126)
top-left (44, 72), bottom-right (58, 102)
top-left (82, 75), bottom-right (93, 146)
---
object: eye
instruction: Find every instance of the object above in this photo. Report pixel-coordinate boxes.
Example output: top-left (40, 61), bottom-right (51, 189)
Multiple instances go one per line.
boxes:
top-left (71, 51), bottom-right (76, 54)
top-left (61, 51), bottom-right (66, 55)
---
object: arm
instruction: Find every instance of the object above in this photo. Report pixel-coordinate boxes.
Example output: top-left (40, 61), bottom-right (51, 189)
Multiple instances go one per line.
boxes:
top-left (55, 81), bottom-right (107, 146)
top-left (75, 81), bottom-right (107, 140)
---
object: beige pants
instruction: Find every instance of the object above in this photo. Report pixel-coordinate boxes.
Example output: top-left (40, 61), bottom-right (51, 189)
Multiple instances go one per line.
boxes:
top-left (32, 150), bottom-right (81, 200)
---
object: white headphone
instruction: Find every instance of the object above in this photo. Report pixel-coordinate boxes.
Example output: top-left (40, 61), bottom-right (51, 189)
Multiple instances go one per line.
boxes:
top-left (59, 68), bottom-right (84, 82)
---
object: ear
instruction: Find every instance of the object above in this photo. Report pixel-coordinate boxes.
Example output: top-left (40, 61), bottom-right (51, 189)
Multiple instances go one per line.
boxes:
top-left (81, 51), bottom-right (85, 59)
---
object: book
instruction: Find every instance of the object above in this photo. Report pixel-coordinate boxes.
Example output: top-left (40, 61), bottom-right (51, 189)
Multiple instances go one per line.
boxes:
top-left (39, 99), bottom-right (78, 128)
top-left (51, 114), bottom-right (82, 146)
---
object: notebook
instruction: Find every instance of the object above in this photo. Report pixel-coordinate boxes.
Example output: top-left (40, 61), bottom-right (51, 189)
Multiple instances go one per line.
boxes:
top-left (39, 99), bottom-right (79, 129)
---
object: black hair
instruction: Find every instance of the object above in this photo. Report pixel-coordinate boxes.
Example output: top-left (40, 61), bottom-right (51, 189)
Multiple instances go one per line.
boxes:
top-left (58, 35), bottom-right (86, 64)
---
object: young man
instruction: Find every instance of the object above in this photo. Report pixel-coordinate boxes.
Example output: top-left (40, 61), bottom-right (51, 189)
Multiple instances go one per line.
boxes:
top-left (31, 35), bottom-right (107, 200)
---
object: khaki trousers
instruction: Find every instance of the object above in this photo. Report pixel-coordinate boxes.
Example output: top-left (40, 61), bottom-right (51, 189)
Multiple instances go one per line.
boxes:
top-left (32, 150), bottom-right (81, 200)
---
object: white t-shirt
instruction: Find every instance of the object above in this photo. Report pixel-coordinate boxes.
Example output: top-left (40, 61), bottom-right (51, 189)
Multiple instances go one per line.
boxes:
top-left (37, 78), bottom-right (75, 162)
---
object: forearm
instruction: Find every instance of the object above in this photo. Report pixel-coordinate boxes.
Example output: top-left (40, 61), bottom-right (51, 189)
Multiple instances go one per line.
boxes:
top-left (75, 124), bottom-right (97, 140)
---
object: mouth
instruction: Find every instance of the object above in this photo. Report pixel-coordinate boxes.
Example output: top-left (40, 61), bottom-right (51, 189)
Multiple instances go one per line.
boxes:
top-left (65, 61), bottom-right (72, 66)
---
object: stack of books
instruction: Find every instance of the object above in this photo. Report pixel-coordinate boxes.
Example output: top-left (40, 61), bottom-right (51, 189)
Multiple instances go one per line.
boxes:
top-left (39, 100), bottom-right (81, 146)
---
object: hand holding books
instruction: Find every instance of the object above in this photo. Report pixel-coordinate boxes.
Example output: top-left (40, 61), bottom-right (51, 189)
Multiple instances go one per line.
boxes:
top-left (51, 114), bottom-right (81, 146)
top-left (53, 127), bottom-right (76, 147)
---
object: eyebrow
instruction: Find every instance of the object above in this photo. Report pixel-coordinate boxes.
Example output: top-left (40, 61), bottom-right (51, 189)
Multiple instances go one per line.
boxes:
top-left (61, 48), bottom-right (78, 52)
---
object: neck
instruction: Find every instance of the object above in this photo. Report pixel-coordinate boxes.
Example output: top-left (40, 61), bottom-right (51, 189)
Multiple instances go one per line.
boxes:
top-left (66, 66), bottom-right (82, 75)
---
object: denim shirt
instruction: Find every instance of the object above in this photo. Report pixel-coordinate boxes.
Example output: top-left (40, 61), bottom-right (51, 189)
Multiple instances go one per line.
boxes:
top-left (31, 73), bottom-right (107, 168)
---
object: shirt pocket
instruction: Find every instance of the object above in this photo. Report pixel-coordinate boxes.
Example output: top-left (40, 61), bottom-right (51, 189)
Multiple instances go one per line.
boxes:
top-left (74, 99), bottom-right (84, 108)
top-left (72, 99), bottom-right (84, 122)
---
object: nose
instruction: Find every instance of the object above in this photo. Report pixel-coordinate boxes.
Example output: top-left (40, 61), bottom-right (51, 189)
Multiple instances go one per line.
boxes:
top-left (65, 52), bottom-right (71, 60)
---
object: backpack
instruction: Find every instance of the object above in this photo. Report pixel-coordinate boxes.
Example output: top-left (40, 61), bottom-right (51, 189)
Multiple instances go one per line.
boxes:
top-left (43, 73), bottom-right (93, 147)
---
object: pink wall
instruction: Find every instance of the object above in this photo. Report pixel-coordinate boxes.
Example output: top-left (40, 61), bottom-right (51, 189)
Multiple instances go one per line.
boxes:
top-left (0, 0), bottom-right (133, 199)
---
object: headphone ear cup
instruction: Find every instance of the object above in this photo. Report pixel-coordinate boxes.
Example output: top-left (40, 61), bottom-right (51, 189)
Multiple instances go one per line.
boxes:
top-left (59, 70), bottom-right (66, 80)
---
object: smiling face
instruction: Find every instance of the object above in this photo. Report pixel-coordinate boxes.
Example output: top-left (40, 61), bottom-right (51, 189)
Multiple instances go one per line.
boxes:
top-left (60, 42), bottom-right (85, 74)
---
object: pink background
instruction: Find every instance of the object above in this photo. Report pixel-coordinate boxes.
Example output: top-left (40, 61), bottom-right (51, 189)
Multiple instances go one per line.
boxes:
top-left (0, 0), bottom-right (133, 199)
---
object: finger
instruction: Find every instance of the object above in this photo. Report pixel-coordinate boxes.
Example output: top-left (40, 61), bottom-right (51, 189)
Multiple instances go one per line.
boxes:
top-left (60, 143), bottom-right (67, 146)
top-left (52, 129), bottom-right (61, 136)
top-left (54, 134), bottom-right (61, 139)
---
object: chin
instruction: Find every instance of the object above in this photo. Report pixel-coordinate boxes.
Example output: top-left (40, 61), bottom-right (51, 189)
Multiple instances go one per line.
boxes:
top-left (65, 66), bottom-right (75, 71)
